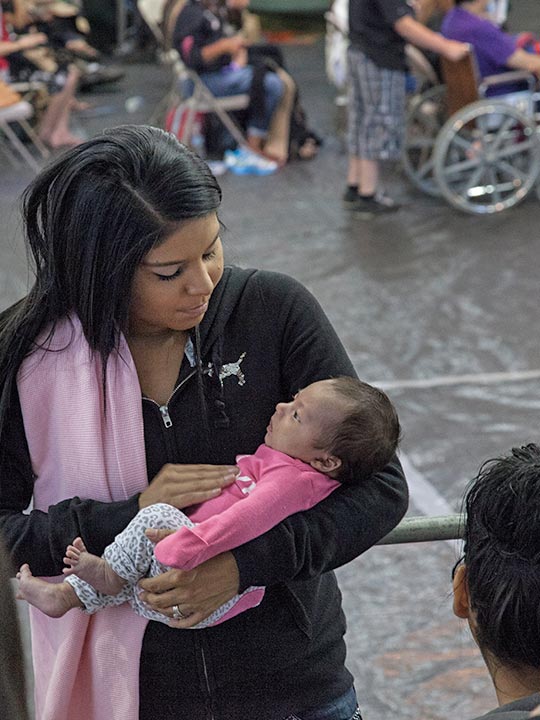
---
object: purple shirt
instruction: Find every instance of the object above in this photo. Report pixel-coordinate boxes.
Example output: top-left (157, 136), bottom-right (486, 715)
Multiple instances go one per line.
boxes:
top-left (441, 7), bottom-right (516, 78)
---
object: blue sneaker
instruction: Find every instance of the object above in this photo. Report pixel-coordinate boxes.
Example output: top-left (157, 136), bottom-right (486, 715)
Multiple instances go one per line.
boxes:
top-left (224, 148), bottom-right (278, 176)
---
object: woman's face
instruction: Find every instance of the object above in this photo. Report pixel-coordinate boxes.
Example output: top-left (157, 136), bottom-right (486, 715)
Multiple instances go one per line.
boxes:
top-left (129, 213), bottom-right (224, 336)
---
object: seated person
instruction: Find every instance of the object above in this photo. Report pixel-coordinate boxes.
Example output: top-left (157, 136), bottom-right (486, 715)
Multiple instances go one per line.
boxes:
top-left (452, 443), bottom-right (540, 719)
top-left (0, 0), bottom-right (81, 147)
top-left (17, 377), bottom-right (401, 628)
top-left (172, 0), bottom-right (284, 157)
top-left (442, 0), bottom-right (540, 94)
top-left (5, 0), bottom-right (124, 90)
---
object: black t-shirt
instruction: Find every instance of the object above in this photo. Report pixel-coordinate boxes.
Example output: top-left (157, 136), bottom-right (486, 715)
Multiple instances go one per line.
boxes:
top-left (348, 0), bottom-right (413, 71)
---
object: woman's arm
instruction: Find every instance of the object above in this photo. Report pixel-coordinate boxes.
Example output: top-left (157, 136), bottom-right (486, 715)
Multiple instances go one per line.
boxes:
top-left (234, 455), bottom-right (407, 588)
top-left (153, 460), bottom-right (339, 570)
top-left (230, 272), bottom-right (408, 589)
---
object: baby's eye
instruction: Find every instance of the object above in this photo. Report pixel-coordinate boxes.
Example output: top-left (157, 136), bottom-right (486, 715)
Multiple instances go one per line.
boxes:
top-left (292, 410), bottom-right (300, 422)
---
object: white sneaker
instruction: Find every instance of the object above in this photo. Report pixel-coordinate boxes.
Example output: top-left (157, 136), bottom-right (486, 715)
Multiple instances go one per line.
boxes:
top-left (224, 148), bottom-right (278, 176)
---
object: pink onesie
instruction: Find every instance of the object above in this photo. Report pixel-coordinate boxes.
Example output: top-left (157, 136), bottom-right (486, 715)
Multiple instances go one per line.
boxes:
top-left (155, 444), bottom-right (341, 569)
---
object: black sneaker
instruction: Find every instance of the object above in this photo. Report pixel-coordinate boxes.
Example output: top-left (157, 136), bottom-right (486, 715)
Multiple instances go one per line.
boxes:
top-left (349, 193), bottom-right (401, 218)
top-left (342, 187), bottom-right (360, 207)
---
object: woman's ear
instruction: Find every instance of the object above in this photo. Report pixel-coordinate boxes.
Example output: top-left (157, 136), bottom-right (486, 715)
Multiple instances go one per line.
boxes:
top-left (452, 563), bottom-right (470, 619)
top-left (310, 455), bottom-right (342, 475)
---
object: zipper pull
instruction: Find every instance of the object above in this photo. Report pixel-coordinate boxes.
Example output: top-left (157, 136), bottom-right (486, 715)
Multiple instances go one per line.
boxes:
top-left (159, 405), bottom-right (173, 428)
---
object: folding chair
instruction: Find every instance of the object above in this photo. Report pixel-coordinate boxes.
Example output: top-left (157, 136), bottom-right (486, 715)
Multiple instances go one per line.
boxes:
top-left (0, 98), bottom-right (49, 172)
top-left (138, 0), bottom-right (249, 149)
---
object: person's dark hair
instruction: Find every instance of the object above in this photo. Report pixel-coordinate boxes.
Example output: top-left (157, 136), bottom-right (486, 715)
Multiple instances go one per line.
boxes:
top-left (318, 377), bottom-right (401, 483)
top-left (461, 443), bottom-right (540, 670)
top-left (0, 125), bottom-right (221, 440)
top-left (0, 536), bottom-right (29, 720)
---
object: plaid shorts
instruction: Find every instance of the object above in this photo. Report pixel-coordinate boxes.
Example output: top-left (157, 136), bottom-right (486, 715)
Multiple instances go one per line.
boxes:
top-left (347, 46), bottom-right (406, 161)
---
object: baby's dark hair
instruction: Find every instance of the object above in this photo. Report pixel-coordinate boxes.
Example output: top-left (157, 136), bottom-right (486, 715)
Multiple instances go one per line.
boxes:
top-left (461, 443), bottom-right (540, 670)
top-left (318, 377), bottom-right (401, 483)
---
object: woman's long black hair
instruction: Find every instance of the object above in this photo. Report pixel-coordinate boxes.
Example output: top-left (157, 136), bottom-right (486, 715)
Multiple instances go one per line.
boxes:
top-left (0, 125), bottom-right (222, 440)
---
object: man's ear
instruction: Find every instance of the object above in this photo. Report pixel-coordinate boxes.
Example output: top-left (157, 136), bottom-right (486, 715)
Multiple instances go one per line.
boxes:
top-left (452, 563), bottom-right (470, 619)
top-left (310, 455), bottom-right (342, 474)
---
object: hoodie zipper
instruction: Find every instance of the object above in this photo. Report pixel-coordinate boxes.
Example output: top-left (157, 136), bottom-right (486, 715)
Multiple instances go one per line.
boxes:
top-left (144, 366), bottom-right (216, 716)
top-left (142, 369), bottom-right (198, 458)
top-left (143, 368), bottom-right (198, 428)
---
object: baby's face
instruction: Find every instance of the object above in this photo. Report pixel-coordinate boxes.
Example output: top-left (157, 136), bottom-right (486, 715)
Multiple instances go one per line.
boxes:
top-left (264, 380), bottom-right (344, 465)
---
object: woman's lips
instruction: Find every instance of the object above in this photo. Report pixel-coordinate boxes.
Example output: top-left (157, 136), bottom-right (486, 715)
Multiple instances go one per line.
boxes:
top-left (179, 302), bottom-right (208, 317)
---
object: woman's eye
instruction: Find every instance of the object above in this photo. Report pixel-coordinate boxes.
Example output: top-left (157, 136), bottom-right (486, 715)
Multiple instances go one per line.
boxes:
top-left (203, 250), bottom-right (217, 261)
top-left (156, 267), bottom-right (183, 281)
top-left (292, 410), bottom-right (300, 422)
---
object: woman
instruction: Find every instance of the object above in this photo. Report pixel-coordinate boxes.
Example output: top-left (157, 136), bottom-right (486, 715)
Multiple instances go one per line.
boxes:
top-left (453, 443), bottom-right (540, 719)
top-left (0, 124), bottom-right (408, 720)
top-left (172, 0), bottom-right (285, 158)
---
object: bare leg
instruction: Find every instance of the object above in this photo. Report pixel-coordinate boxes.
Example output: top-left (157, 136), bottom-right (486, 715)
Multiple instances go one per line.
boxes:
top-left (16, 564), bottom-right (82, 618)
top-left (38, 66), bottom-right (83, 149)
top-left (358, 158), bottom-right (379, 196)
top-left (347, 156), bottom-right (379, 195)
top-left (63, 537), bottom-right (126, 596)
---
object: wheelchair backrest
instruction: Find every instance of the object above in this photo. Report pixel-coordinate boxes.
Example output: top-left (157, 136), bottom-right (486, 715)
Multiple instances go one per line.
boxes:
top-left (440, 49), bottom-right (480, 118)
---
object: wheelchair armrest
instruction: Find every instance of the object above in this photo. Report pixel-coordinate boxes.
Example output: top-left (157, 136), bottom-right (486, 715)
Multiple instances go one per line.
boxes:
top-left (479, 70), bottom-right (537, 97)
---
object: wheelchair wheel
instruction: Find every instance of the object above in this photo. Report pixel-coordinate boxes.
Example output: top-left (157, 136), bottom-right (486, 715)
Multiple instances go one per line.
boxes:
top-left (402, 84), bottom-right (446, 197)
top-left (433, 99), bottom-right (540, 215)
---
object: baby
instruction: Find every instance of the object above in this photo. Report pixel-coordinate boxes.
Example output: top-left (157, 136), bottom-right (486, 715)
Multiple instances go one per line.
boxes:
top-left (17, 376), bottom-right (401, 627)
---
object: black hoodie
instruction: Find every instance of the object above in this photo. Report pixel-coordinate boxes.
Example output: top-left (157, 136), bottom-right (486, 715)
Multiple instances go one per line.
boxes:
top-left (0, 266), bottom-right (408, 719)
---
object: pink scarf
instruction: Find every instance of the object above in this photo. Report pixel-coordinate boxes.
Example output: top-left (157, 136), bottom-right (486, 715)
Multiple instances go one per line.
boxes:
top-left (17, 316), bottom-right (149, 720)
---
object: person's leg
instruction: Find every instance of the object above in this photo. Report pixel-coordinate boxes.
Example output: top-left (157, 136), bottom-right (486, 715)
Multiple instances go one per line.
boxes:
top-left (63, 536), bottom-right (125, 595)
top-left (200, 66), bottom-right (254, 150)
top-left (344, 46), bottom-right (366, 204)
top-left (16, 563), bottom-right (82, 617)
top-left (247, 69), bottom-right (284, 146)
top-left (345, 48), bottom-right (404, 215)
top-left (358, 158), bottom-right (379, 196)
top-left (201, 66), bottom-right (283, 153)
top-left (37, 65), bottom-right (83, 148)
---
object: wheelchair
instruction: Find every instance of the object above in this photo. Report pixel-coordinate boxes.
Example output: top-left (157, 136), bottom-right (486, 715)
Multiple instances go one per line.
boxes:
top-left (402, 49), bottom-right (540, 215)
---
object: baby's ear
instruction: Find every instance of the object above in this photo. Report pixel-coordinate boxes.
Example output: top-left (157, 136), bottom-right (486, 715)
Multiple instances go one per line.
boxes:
top-left (452, 564), bottom-right (470, 619)
top-left (310, 455), bottom-right (342, 474)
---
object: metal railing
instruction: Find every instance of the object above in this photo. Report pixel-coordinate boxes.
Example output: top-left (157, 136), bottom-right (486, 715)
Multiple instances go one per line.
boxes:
top-left (377, 515), bottom-right (464, 545)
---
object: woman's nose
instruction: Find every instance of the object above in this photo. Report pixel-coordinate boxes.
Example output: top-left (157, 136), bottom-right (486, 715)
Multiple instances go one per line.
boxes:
top-left (186, 263), bottom-right (214, 296)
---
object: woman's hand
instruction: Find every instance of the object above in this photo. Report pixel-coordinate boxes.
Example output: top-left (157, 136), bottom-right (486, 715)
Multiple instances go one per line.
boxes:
top-left (139, 464), bottom-right (238, 511)
top-left (138, 545), bottom-right (240, 628)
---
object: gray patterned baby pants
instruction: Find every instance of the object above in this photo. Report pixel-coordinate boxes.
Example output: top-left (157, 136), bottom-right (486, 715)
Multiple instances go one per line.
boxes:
top-left (65, 502), bottom-right (260, 627)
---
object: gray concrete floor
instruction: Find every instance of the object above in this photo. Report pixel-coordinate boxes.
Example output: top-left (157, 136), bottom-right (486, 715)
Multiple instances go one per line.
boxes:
top-left (2, 6), bottom-right (540, 717)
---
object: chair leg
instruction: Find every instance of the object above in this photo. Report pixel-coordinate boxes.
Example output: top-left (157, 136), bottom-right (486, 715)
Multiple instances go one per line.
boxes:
top-left (18, 119), bottom-right (50, 159)
top-left (0, 121), bottom-right (41, 172)
top-left (0, 134), bottom-right (22, 167)
top-left (197, 85), bottom-right (249, 149)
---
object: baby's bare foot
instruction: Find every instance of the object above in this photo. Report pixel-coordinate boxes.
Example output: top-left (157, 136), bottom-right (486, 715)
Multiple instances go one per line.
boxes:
top-left (17, 564), bottom-right (81, 617)
top-left (63, 538), bottom-right (125, 595)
